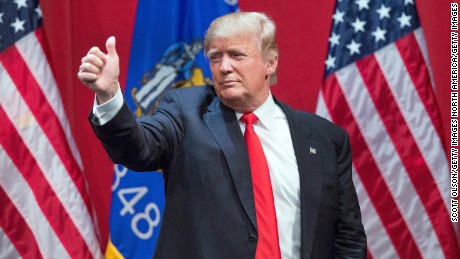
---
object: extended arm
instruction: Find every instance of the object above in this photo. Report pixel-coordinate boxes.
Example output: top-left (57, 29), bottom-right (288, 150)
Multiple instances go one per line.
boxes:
top-left (79, 37), bottom-right (183, 172)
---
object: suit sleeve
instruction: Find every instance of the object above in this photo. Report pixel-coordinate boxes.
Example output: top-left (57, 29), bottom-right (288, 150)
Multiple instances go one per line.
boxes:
top-left (334, 130), bottom-right (367, 258)
top-left (89, 90), bottom-right (184, 172)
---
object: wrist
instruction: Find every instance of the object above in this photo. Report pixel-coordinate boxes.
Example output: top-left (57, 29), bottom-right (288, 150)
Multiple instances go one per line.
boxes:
top-left (96, 80), bottom-right (119, 104)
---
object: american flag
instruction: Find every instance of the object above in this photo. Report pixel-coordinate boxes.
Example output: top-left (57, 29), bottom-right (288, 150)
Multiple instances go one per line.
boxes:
top-left (0, 0), bottom-right (102, 258)
top-left (316, 0), bottom-right (459, 258)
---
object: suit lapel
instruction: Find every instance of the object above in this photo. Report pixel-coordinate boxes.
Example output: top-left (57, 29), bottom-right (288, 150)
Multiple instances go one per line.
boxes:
top-left (276, 99), bottom-right (323, 259)
top-left (203, 97), bottom-right (257, 230)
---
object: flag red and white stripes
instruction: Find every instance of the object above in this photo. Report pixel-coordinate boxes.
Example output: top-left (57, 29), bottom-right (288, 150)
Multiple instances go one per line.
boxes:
top-left (0, 26), bottom-right (102, 259)
top-left (316, 25), bottom-right (458, 258)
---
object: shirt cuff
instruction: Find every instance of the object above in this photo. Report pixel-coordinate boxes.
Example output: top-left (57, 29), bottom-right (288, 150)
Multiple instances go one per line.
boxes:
top-left (92, 87), bottom-right (123, 125)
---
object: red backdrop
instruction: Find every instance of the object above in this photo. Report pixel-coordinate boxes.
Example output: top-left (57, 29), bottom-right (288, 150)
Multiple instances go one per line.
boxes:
top-left (40, 0), bottom-right (456, 248)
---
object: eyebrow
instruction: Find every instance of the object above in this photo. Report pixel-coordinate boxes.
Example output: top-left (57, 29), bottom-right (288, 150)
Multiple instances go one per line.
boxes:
top-left (206, 49), bottom-right (221, 57)
top-left (207, 46), bottom-right (247, 57)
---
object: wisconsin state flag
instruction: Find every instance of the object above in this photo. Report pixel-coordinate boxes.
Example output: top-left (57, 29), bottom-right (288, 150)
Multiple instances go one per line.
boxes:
top-left (105, 1), bottom-right (238, 258)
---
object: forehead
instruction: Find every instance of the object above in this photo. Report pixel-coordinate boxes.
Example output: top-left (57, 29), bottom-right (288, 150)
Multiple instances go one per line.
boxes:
top-left (208, 35), bottom-right (260, 53)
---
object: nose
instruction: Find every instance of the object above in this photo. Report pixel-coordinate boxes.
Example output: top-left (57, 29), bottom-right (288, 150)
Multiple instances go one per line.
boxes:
top-left (219, 56), bottom-right (233, 74)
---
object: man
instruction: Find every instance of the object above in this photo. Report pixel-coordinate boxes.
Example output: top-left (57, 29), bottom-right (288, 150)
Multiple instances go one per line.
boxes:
top-left (78, 12), bottom-right (366, 259)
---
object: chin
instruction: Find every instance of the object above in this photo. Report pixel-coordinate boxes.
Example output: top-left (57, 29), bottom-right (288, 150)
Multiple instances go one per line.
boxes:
top-left (218, 88), bottom-right (243, 100)
top-left (216, 90), bottom-right (245, 108)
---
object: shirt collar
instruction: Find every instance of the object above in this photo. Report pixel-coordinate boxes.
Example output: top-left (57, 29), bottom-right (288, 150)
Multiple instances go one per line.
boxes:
top-left (235, 92), bottom-right (276, 131)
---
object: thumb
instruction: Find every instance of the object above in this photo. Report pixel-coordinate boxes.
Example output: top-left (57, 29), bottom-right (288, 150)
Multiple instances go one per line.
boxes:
top-left (105, 36), bottom-right (117, 57)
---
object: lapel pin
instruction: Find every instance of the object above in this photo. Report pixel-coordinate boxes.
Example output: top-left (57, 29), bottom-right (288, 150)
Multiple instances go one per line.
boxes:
top-left (310, 147), bottom-right (316, 155)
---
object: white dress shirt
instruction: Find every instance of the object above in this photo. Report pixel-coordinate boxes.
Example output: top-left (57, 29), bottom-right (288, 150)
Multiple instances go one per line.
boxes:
top-left (93, 89), bottom-right (301, 258)
top-left (236, 93), bottom-right (301, 259)
top-left (92, 87), bottom-right (124, 125)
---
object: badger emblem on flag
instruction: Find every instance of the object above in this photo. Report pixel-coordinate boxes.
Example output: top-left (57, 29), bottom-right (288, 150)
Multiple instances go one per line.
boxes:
top-left (131, 39), bottom-right (210, 117)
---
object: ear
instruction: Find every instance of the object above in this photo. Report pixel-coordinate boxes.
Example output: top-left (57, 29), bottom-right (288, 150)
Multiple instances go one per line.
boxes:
top-left (266, 55), bottom-right (278, 75)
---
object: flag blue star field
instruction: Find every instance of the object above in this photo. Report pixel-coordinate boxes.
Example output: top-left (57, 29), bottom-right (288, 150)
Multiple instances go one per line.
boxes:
top-left (316, 0), bottom-right (459, 258)
top-left (105, 1), bottom-right (238, 258)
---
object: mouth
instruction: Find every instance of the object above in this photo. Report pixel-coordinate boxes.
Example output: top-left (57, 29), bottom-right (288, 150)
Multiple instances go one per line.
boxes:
top-left (219, 80), bottom-right (238, 87)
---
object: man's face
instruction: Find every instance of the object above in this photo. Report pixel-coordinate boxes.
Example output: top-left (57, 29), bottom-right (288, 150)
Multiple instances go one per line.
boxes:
top-left (208, 34), bottom-right (277, 113)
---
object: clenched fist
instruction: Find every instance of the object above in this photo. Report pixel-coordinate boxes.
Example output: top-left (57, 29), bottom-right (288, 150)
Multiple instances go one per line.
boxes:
top-left (78, 36), bottom-right (120, 104)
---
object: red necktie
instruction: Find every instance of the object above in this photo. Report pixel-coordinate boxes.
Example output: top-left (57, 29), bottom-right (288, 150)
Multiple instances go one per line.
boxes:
top-left (240, 113), bottom-right (281, 259)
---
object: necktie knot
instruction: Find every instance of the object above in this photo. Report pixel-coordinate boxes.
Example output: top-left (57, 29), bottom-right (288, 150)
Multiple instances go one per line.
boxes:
top-left (240, 112), bottom-right (259, 125)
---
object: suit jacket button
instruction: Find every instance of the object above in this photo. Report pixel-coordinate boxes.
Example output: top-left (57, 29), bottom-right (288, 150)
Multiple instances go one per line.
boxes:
top-left (248, 235), bottom-right (257, 243)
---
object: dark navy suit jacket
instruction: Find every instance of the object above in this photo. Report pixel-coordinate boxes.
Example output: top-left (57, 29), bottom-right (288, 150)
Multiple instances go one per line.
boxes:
top-left (90, 85), bottom-right (367, 259)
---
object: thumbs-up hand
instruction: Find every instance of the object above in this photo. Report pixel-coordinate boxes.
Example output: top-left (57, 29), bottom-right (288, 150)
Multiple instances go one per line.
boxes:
top-left (78, 36), bottom-right (120, 104)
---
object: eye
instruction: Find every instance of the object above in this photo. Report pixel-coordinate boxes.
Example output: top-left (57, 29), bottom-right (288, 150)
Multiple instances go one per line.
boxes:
top-left (209, 54), bottom-right (222, 63)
